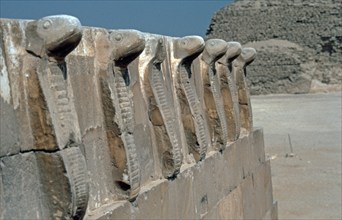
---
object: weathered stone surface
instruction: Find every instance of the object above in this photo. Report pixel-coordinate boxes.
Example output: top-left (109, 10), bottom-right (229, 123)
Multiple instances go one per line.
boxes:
top-left (0, 151), bottom-right (87, 219)
top-left (130, 35), bottom-right (182, 180)
top-left (202, 184), bottom-right (243, 220)
top-left (233, 48), bottom-right (256, 135)
top-left (218, 184), bottom-right (244, 219)
top-left (63, 27), bottom-right (121, 211)
top-left (262, 202), bottom-right (278, 220)
top-left (1, 15), bottom-right (276, 220)
top-left (271, 202), bottom-right (279, 220)
top-left (0, 19), bottom-right (32, 156)
top-left (85, 129), bottom-right (276, 219)
top-left (207, 0), bottom-right (342, 94)
top-left (1, 153), bottom-right (47, 219)
top-left (0, 98), bottom-right (20, 156)
top-left (193, 39), bottom-right (228, 152)
top-left (1, 16), bottom-right (89, 219)
top-left (172, 36), bottom-right (210, 161)
top-left (216, 41), bottom-right (242, 142)
top-left (104, 29), bottom-right (145, 200)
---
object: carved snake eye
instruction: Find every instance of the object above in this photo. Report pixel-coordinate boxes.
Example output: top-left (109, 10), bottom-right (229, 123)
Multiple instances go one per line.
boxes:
top-left (181, 39), bottom-right (188, 46)
top-left (114, 33), bottom-right (123, 41)
top-left (42, 19), bottom-right (52, 29)
top-left (210, 41), bottom-right (216, 47)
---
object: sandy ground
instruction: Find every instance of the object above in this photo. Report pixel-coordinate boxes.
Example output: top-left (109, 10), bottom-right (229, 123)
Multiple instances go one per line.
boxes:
top-left (251, 92), bottom-right (342, 220)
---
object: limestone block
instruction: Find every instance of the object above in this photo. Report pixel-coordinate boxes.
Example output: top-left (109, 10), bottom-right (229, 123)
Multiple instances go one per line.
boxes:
top-left (1, 15), bottom-right (89, 219)
top-left (0, 150), bottom-right (88, 219)
top-left (263, 196), bottom-right (278, 220)
top-left (168, 168), bottom-right (197, 219)
top-left (216, 41), bottom-right (242, 142)
top-left (85, 201), bottom-right (132, 220)
top-left (271, 201), bottom-right (279, 220)
top-left (192, 39), bottom-right (228, 152)
top-left (66, 28), bottom-right (116, 210)
top-left (224, 141), bottom-right (244, 191)
top-left (0, 14), bottom-right (278, 220)
top-left (80, 129), bottom-right (275, 219)
top-left (79, 28), bottom-right (146, 201)
top-left (238, 134), bottom-right (253, 178)
top-left (1, 153), bottom-right (46, 219)
top-left (134, 180), bottom-right (169, 219)
top-left (217, 184), bottom-right (244, 219)
top-left (171, 36), bottom-right (209, 162)
top-left (0, 98), bottom-right (20, 156)
top-left (0, 19), bottom-right (32, 156)
top-left (202, 179), bottom-right (244, 220)
top-left (232, 48), bottom-right (256, 135)
top-left (128, 34), bottom-right (178, 180)
top-left (129, 43), bottom-right (160, 184)
top-left (237, 129), bottom-right (266, 179)
top-left (134, 172), bottom-right (197, 219)
top-left (25, 15), bottom-right (83, 151)
top-left (0, 167), bottom-right (3, 219)
top-left (191, 135), bottom-right (251, 218)
top-left (252, 127), bottom-right (266, 166)
top-left (241, 160), bottom-right (273, 220)
top-left (81, 127), bottom-right (115, 210)
top-left (241, 168), bottom-right (258, 219)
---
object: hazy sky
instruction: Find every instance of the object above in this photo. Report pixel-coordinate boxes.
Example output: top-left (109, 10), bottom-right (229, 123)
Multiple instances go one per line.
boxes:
top-left (1, 0), bottom-right (233, 37)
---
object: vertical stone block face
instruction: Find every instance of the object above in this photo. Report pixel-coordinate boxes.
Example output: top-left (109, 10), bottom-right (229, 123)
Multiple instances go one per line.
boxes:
top-left (241, 160), bottom-right (274, 220)
top-left (0, 150), bottom-right (88, 219)
top-left (216, 42), bottom-right (242, 142)
top-left (1, 16), bottom-right (89, 219)
top-left (84, 130), bottom-right (276, 220)
top-left (0, 19), bottom-right (30, 156)
top-left (232, 48), bottom-right (257, 135)
top-left (192, 39), bottom-right (228, 152)
top-left (0, 15), bottom-right (276, 219)
top-left (100, 29), bottom-right (145, 201)
top-left (171, 36), bottom-right (210, 162)
top-left (1, 153), bottom-right (46, 219)
top-left (66, 28), bottom-right (116, 210)
top-left (0, 98), bottom-right (20, 156)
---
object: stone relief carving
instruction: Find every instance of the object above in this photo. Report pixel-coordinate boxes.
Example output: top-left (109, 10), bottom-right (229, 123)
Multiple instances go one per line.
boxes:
top-left (232, 48), bottom-right (257, 135)
top-left (99, 30), bottom-right (145, 200)
top-left (24, 15), bottom-right (88, 219)
top-left (197, 39), bottom-right (229, 151)
top-left (172, 36), bottom-right (211, 161)
top-left (138, 36), bottom-right (184, 178)
top-left (216, 41), bottom-right (242, 142)
top-left (0, 15), bottom-right (258, 219)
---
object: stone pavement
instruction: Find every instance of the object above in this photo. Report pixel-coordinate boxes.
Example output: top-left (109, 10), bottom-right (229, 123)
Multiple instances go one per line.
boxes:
top-left (252, 92), bottom-right (342, 219)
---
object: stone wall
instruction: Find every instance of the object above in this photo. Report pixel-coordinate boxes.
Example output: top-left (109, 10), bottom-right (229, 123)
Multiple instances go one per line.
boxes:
top-left (207, 0), bottom-right (342, 94)
top-left (87, 129), bottom-right (277, 220)
top-left (0, 16), bottom-right (276, 219)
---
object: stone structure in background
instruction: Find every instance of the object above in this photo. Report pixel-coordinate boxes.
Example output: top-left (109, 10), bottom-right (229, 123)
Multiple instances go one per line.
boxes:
top-left (207, 0), bottom-right (342, 94)
top-left (0, 15), bottom-right (277, 219)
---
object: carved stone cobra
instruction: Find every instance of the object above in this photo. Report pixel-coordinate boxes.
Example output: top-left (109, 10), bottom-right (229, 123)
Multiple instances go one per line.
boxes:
top-left (101, 30), bottom-right (145, 200)
top-left (140, 37), bottom-right (182, 178)
top-left (173, 36), bottom-right (210, 161)
top-left (200, 39), bottom-right (229, 151)
top-left (216, 42), bottom-right (242, 142)
top-left (1, 14), bottom-right (274, 220)
top-left (231, 48), bottom-right (257, 135)
top-left (25, 15), bottom-right (88, 219)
